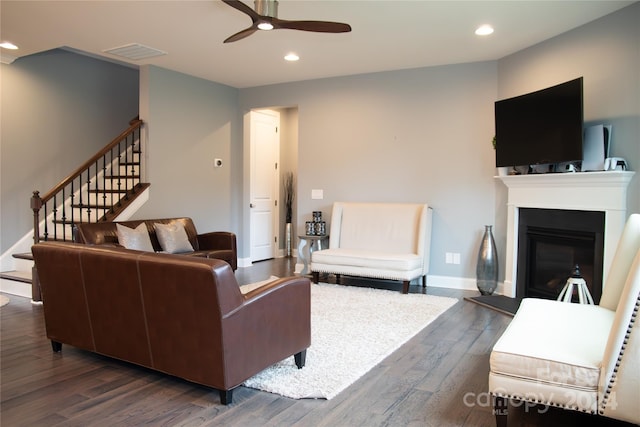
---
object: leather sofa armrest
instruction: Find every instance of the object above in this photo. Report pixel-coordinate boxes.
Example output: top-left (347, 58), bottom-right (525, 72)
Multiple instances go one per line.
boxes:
top-left (197, 232), bottom-right (237, 268)
top-left (221, 276), bottom-right (311, 387)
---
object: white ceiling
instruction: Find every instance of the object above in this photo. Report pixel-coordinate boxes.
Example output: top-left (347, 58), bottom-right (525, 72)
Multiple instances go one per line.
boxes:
top-left (1, 1), bottom-right (634, 89)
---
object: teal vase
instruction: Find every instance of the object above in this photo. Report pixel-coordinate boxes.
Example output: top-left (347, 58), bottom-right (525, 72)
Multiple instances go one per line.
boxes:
top-left (476, 225), bottom-right (498, 295)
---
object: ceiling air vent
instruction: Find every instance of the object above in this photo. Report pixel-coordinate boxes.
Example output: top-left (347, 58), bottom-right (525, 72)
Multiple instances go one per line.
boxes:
top-left (103, 43), bottom-right (167, 60)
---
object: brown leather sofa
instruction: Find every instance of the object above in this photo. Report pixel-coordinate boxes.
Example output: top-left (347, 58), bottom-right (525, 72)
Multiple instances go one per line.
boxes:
top-left (31, 241), bottom-right (311, 404)
top-left (75, 217), bottom-right (237, 270)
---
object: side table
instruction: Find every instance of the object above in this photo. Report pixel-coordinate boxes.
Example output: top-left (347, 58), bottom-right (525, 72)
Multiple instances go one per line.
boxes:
top-left (298, 235), bottom-right (329, 275)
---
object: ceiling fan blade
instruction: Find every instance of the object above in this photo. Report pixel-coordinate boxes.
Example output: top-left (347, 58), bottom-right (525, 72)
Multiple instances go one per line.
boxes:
top-left (221, 0), bottom-right (261, 22)
top-left (273, 19), bottom-right (352, 33)
top-left (224, 25), bottom-right (259, 43)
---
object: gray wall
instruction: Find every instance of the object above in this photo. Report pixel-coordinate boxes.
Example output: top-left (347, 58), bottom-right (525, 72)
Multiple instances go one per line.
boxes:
top-left (494, 2), bottom-right (640, 266)
top-left (0, 49), bottom-right (139, 252)
top-left (134, 66), bottom-right (241, 238)
top-left (239, 2), bottom-right (639, 281)
top-left (240, 62), bottom-right (498, 281)
top-left (2, 3), bottom-right (637, 283)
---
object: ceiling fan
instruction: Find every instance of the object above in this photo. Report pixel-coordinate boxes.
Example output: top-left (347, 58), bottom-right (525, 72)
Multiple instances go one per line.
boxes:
top-left (221, 0), bottom-right (352, 43)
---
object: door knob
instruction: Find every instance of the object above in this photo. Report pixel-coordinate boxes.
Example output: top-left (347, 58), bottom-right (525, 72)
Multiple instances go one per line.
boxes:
top-left (250, 203), bottom-right (255, 208)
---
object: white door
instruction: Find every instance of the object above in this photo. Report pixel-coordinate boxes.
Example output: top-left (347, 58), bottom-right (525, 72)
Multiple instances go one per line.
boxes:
top-left (250, 110), bottom-right (280, 262)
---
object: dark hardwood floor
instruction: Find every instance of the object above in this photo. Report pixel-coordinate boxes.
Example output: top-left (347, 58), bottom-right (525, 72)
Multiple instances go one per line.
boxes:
top-left (1, 258), bottom-right (635, 426)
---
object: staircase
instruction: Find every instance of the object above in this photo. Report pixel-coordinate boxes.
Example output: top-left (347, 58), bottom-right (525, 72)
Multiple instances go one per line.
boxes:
top-left (0, 118), bottom-right (149, 301)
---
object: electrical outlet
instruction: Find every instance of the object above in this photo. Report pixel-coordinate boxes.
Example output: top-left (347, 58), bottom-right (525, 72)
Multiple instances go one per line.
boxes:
top-left (453, 253), bottom-right (461, 265)
top-left (446, 252), bottom-right (461, 264)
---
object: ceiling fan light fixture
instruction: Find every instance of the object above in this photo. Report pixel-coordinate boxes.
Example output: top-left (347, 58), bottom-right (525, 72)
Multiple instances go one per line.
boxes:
top-left (258, 21), bottom-right (274, 30)
top-left (0, 41), bottom-right (19, 50)
top-left (475, 24), bottom-right (494, 36)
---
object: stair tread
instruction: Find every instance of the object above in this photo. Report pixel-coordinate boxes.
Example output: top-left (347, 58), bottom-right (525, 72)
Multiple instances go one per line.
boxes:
top-left (0, 271), bottom-right (32, 284)
top-left (12, 252), bottom-right (33, 261)
top-left (105, 175), bottom-right (140, 179)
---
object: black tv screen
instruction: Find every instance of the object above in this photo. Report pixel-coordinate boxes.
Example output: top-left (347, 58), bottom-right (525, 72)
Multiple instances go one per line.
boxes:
top-left (495, 77), bottom-right (584, 168)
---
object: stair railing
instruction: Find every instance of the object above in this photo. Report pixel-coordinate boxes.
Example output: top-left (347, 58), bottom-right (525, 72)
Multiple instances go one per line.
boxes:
top-left (31, 118), bottom-right (144, 244)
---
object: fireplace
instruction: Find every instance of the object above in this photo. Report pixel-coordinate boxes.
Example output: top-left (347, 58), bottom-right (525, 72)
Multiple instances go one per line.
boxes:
top-left (517, 208), bottom-right (604, 302)
top-left (497, 171), bottom-right (634, 298)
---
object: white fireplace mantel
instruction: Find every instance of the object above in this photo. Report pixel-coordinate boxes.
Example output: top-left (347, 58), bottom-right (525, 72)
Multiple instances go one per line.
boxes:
top-left (498, 171), bottom-right (635, 298)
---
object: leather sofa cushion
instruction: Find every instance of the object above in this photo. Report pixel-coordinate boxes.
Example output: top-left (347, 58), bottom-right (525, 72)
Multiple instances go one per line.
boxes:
top-left (491, 298), bottom-right (615, 391)
top-left (312, 248), bottom-right (422, 271)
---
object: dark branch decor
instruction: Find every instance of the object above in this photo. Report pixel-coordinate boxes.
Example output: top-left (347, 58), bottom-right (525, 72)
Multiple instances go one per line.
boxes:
top-left (283, 172), bottom-right (296, 257)
top-left (284, 172), bottom-right (295, 224)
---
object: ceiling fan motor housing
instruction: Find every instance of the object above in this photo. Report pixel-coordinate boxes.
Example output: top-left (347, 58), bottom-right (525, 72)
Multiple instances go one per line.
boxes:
top-left (255, 0), bottom-right (278, 18)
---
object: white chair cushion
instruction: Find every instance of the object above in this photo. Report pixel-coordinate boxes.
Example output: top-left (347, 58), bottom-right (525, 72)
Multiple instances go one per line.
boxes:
top-left (312, 248), bottom-right (422, 271)
top-left (491, 298), bottom-right (615, 392)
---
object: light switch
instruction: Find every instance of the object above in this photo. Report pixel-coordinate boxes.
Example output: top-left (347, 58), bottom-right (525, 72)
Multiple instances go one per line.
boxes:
top-left (311, 189), bottom-right (323, 200)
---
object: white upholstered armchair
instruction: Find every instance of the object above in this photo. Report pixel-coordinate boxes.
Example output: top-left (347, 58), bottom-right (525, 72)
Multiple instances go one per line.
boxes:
top-left (489, 213), bottom-right (640, 425)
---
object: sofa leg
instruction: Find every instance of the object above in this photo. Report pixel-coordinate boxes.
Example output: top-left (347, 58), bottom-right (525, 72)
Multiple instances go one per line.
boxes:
top-left (402, 280), bottom-right (409, 294)
top-left (335, 274), bottom-right (341, 284)
top-left (312, 271), bottom-right (319, 284)
top-left (493, 396), bottom-right (508, 427)
top-left (294, 349), bottom-right (307, 369)
top-left (422, 275), bottom-right (426, 288)
top-left (51, 341), bottom-right (62, 352)
top-left (219, 388), bottom-right (233, 405)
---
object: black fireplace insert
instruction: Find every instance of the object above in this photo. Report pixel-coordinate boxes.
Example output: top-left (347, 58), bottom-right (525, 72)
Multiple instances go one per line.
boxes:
top-left (517, 208), bottom-right (605, 303)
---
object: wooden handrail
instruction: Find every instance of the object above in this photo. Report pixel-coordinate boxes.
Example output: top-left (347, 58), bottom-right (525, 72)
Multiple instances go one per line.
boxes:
top-left (38, 118), bottom-right (143, 204)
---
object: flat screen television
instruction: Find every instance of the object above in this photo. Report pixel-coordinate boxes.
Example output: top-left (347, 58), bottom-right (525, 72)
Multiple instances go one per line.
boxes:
top-left (495, 77), bottom-right (584, 168)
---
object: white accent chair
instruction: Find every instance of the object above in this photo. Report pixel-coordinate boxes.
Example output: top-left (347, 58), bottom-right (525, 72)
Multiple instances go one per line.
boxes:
top-left (489, 213), bottom-right (640, 425)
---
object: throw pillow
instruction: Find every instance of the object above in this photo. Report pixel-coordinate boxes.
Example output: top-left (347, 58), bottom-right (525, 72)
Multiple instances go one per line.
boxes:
top-left (115, 223), bottom-right (154, 252)
top-left (154, 222), bottom-right (194, 254)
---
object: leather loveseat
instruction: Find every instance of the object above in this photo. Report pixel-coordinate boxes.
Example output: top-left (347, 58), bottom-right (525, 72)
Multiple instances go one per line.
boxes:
top-left (31, 241), bottom-right (311, 404)
top-left (75, 217), bottom-right (237, 270)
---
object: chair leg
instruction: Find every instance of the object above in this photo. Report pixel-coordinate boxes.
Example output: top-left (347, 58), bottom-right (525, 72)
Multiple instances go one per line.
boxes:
top-left (422, 275), bottom-right (426, 288)
top-left (494, 396), bottom-right (508, 427)
top-left (51, 341), bottom-right (62, 352)
top-left (402, 280), bottom-right (409, 294)
top-left (294, 350), bottom-right (307, 369)
top-left (219, 388), bottom-right (233, 405)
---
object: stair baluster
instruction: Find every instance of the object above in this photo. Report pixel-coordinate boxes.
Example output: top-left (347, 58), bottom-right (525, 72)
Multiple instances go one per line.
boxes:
top-left (25, 118), bottom-right (147, 302)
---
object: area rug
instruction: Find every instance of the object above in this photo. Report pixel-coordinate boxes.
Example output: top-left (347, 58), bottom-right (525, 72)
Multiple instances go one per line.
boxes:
top-left (240, 281), bottom-right (457, 400)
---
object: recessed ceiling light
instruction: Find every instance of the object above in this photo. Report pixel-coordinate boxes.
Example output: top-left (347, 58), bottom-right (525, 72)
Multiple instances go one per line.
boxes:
top-left (284, 53), bottom-right (299, 62)
top-left (0, 41), bottom-right (19, 50)
top-left (475, 25), bottom-right (494, 36)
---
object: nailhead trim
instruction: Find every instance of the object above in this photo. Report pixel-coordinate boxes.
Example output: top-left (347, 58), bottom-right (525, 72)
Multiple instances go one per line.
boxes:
top-left (491, 392), bottom-right (596, 414)
top-left (599, 294), bottom-right (640, 415)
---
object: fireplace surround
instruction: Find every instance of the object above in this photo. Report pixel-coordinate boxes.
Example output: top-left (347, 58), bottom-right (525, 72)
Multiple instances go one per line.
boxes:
top-left (498, 171), bottom-right (634, 298)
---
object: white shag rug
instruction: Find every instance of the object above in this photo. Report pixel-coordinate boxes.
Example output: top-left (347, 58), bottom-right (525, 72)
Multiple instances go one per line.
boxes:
top-left (240, 280), bottom-right (457, 400)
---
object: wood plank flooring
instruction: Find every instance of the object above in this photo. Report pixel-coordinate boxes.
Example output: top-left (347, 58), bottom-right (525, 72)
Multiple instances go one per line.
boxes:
top-left (1, 257), bottom-right (636, 426)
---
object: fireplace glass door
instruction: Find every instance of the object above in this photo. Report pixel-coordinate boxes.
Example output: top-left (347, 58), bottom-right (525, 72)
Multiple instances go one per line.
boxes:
top-left (517, 208), bottom-right (604, 303)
